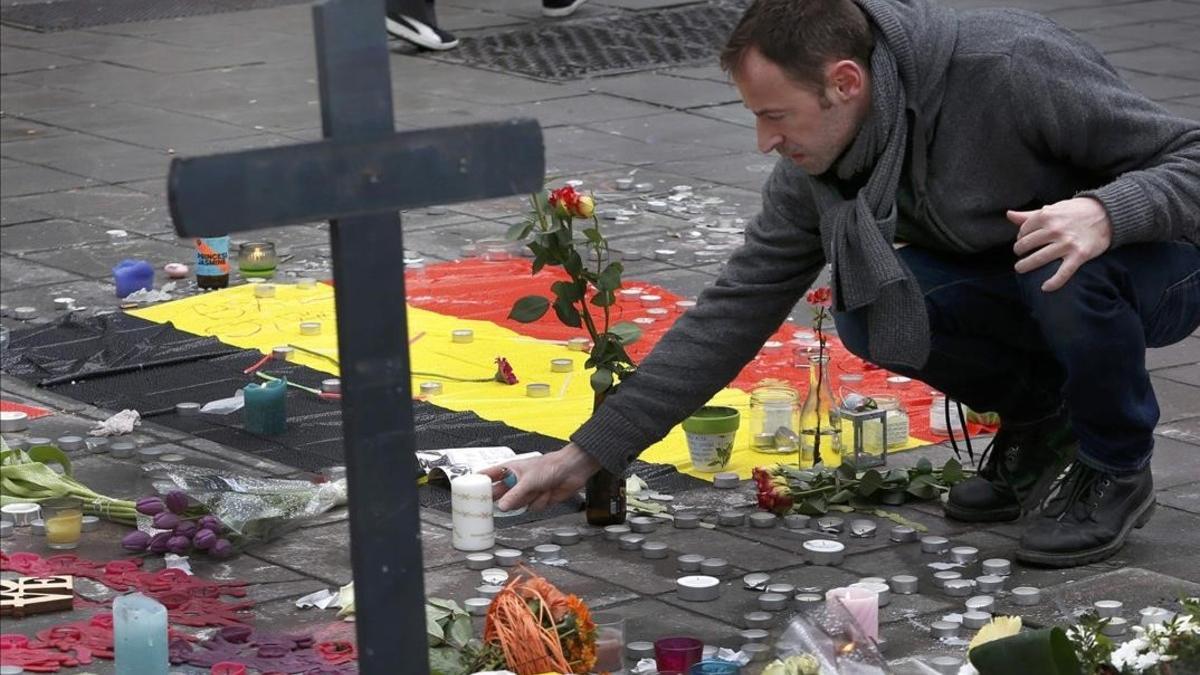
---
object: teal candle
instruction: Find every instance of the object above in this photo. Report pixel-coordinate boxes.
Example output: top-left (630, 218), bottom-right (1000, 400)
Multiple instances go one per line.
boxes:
top-left (114, 593), bottom-right (168, 674)
top-left (244, 378), bottom-right (287, 435)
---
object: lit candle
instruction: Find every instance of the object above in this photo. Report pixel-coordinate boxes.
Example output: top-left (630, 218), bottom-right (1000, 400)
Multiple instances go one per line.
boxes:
top-left (243, 379), bottom-right (287, 435)
top-left (827, 586), bottom-right (879, 641)
top-left (451, 474), bottom-right (494, 552)
top-left (237, 242), bottom-right (278, 279)
top-left (114, 593), bottom-right (169, 674)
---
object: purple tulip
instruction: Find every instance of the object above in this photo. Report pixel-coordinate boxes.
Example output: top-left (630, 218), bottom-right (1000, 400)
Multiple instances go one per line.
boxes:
top-left (192, 528), bottom-right (217, 550)
top-left (173, 521), bottom-right (199, 538)
top-left (166, 535), bottom-right (191, 555)
top-left (135, 496), bottom-right (165, 516)
top-left (152, 512), bottom-right (180, 531)
top-left (121, 531), bottom-right (151, 552)
top-left (198, 515), bottom-right (223, 533)
top-left (164, 491), bottom-right (189, 515)
top-left (148, 532), bottom-right (172, 554)
top-left (210, 538), bottom-right (234, 558)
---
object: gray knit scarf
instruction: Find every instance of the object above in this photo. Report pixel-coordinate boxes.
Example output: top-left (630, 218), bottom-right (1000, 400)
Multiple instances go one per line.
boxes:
top-left (810, 0), bottom-right (958, 369)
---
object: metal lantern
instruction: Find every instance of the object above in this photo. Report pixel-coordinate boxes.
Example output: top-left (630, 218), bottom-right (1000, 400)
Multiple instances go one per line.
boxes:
top-left (839, 395), bottom-right (889, 468)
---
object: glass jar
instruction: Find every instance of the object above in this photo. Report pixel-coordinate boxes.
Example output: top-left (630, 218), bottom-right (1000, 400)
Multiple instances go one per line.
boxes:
top-left (748, 381), bottom-right (799, 453)
top-left (853, 394), bottom-right (909, 453)
top-left (237, 241), bottom-right (278, 279)
top-left (800, 355), bottom-right (841, 467)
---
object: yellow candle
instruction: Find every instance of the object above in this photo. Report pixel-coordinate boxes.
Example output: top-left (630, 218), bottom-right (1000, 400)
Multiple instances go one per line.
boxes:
top-left (46, 510), bottom-right (83, 547)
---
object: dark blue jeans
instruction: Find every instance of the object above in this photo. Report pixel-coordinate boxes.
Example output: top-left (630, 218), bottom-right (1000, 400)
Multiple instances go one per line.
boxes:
top-left (833, 242), bottom-right (1200, 474)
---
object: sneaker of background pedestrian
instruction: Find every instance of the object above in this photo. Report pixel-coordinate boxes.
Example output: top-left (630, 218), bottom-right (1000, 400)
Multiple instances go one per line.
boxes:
top-left (385, 0), bottom-right (591, 51)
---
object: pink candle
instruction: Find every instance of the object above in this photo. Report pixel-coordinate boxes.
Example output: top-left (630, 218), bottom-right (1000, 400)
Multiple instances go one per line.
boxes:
top-left (826, 586), bottom-right (879, 641)
top-left (596, 636), bottom-right (623, 672)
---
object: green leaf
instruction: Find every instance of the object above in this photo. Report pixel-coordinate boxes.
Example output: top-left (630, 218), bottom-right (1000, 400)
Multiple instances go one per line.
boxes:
top-left (509, 295), bottom-right (550, 323)
top-left (906, 474), bottom-right (938, 499)
top-left (969, 628), bottom-right (1080, 675)
top-left (608, 321), bottom-right (642, 346)
top-left (563, 248), bottom-right (584, 278)
top-left (528, 241), bottom-right (550, 274)
top-left (856, 469), bottom-right (883, 497)
top-left (426, 606), bottom-right (447, 644)
top-left (590, 290), bottom-right (616, 308)
top-left (551, 280), bottom-right (584, 303)
top-left (428, 647), bottom-right (464, 675)
top-left (553, 297), bottom-right (582, 328)
top-left (596, 262), bottom-right (623, 292)
top-left (447, 615), bottom-right (473, 649)
top-left (590, 368), bottom-right (614, 396)
top-left (836, 463), bottom-right (857, 481)
top-left (427, 598), bottom-right (462, 614)
top-left (582, 227), bottom-right (603, 245)
top-left (941, 458), bottom-right (964, 485)
top-left (916, 457), bottom-right (933, 475)
top-left (28, 445), bottom-right (72, 476)
top-left (505, 220), bottom-right (533, 242)
top-left (829, 489), bottom-right (854, 504)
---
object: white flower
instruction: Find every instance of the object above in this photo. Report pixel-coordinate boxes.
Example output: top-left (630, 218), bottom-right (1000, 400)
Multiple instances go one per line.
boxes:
top-left (1111, 638), bottom-right (1149, 670)
top-left (1133, 651), bottom-right (1165, 670)
top-left (956, 663), bottom-right (980, 675)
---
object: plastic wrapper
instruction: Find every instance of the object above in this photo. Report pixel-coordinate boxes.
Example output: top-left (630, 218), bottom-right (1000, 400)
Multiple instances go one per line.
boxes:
top-left (770, 600), bottom-right (890, 675)
top-left (144, 462), bottom-right (348, 542)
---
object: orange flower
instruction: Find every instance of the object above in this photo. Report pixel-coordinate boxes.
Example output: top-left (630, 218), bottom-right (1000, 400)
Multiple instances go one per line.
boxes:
top-left (561, 594), bottom-right (597, 674)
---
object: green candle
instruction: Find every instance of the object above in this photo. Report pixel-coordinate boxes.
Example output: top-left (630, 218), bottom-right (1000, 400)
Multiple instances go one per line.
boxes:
top-left (244, 378), bottom-right (287, 435)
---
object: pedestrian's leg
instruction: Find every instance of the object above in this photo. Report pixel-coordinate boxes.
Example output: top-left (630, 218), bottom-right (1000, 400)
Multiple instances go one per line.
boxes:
top-left (384, 0), bottom-right (458, 50)
top-left (1015, 241), bottom-right (1200, 567)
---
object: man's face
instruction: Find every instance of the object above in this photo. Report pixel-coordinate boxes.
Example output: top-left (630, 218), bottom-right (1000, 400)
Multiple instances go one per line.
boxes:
top-left (732, 47), bottom-right (866, 176)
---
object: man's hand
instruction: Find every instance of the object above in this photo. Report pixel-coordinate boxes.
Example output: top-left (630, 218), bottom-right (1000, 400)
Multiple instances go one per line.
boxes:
top-left (482, 442), bottom-right (601, 512)
top-left (1008, 197), bottom-right (1113, 292)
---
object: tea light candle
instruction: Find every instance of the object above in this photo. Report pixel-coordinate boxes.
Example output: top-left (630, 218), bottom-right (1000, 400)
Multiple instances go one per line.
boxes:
top-left (641, 541), bottom-right (668, 559)
top-left (676, 575), bottom-right (721, 602)
top-left (551, 528), bottom-right (581, 545)
top-left (795, 592), bottom-right (823, 610)
top-left (618, 288), bottom-right (643, 299)
top-left (175, 402), bottom-right (201, 416)
top-left (645, 307), bottom-right (669, 319)
top-left (740, 628), bottom-right (769, 644)
top-left (80, 515), bottom-right (100, 532)
top-left (653, 248), bottom-right (676, 261)
top-left (617, 534), bottom-right (645, 551)
top-left (53, 297), bottom-right (76, 310)
top-left (675, 300), bottom-right (697, 312)
top-left (744, 611), bottom-right (772, 628)
top-left (851, 582), bottom-right (891, 607)
top-left (976, 575), bottom-right (1005, 593)
top-left (932, 571), bottom-right (962, 588)
top-left (533, 544), bottom-right (563, 560)
top-left (827, 586), bottom-right (879, 641)
top-left (981, 558), bottom-right (1011, 576)
top-left (759, 593), bottom-right (788, 611)
top-left (1101, 617), bottom-right (1128, 637)
top-left (965, 595), bottom-right (995, 614)
top-left (930, 621), bottom-right (959, 639)
top-left (566, 337), bottom-right (591, 351)
top-left (114, 593), bottom-right (169, 673)
top-left (56, 436), bottom-right (85, 452)
top-left (638, 294), bottom-right (662, 307)
top-left (803, 539), bottom-right (845, 565)
top-left (299, 321), bottom-right (321, 336)
top-left (743, 572), bottom-right (771, 590)
top-left (604, 525), bottom-right (631, 540)
top-left (1011, 586), bottom-right (1041, 605)
top-left (930, 656), bottom-right (964, 674)
top-left (451, 329), bottom-right (474, 343)
top-left (464, 598), bottom-right (491, 616)
top-left (674, 513), bottom-right (701, 529)
top-left (634, 182), bottom-right (654, 192)
top-left (748, 512), bottom-right (777, 528)
top-left (494, 549), bottom-right (522, 566)
top-left (886, 376), bottom-right (912, 389)
top-left (244, 379), bottom-right (287, 435)
top-left (962, 611), bottom-right (992, 630)
top-left (784, 514), bottom-right (811, 529)
top-left (526, 383), bottom-right (551, 398)
top-left (712, 472), bottom-right (739, 489)
top-left (110, 441), bottom-right (136, 458)
top-left (950, 546), bottom-right (979, 564)
top-left (420, 382), bottom-right (443, 396)
top-left (137, 447), bottom-right (167, 462)
top-left (1094, 600), bottom-right (1123, 618)
top-left (717, 510), bottom-right (744, 527)
top-left (645, 200), bottom-right (668, 212)
top-left (271, 345), bottom-right (293, 361)
top-left (629, 516), bottom-right (659, 533)
top-left (699, 558), bottom-right (729, 576)
top-left (632, 317), bottom-right (656, 326)
top-left (254, 283), bottom-right (276, 298)
top-left (890, 575), bottom-right (919, 594)
top-left (1140, 607), bottom-right (1174, 626)
top-left (476, 585), bottom-right (504, 598)
top-left (465, 553), bottom-right (494, 570)
top-left (451, 474), bottom-right (494, 552)
top-left (920, 535), bottom-right (950, 553)
top-left (2, 503), bottom-right (41, 526)
top-left (944, 579), bottom-right (976, 597)
top-left (0, 411), bottom-right (30, 432)
top-left (815, 516), bottom-right (844, 533)
top-left (321, 378), bottom-right (341, 394)
top-left (31, 518), bottom-right (46, 535)
top-left (238, 242), bottom-right (278, 279)
top-left (849, 519), bottom-right (877, 538)
top-left (678, 554), bottom-right (704, 571)
top-left (626, 641), bottom-right (655, 660)
top-left (550, 358), bottom-right (573, 373)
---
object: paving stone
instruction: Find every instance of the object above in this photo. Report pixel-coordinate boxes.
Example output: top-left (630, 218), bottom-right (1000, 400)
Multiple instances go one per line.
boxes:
top-left (1147, 335), bottom-right (1200, 370)
top-left (653, 153), bottom-right (779, 190)
top-left (1046, 1), bottom-right (1200, 31)
top-left (1151, 375), bottom-right (1200, 423)
top-left (0, 278), bottom-right (119, 317)
top-left (1151, 433), bottom-right (1200, 489)
top-left (424, 555), bottom-right (638, 610)
top-left (1106, 45), bottom-right (1200, 78)
top-left (1013, 567), bottom-right (1200, 627)
top-left (26, 237), bottom-right (194, 279)
top-left (503, 93), bottom-right (664, 129)
top-left (1158, 415), bottom-right (1200, 445)
top-left (1159, 482), bottom-right (1200, 514)
top-left (592, 72), bottom-right (740, 110)
top-left (0, 218), bottom-right (122, 253)
top-left (1, 132), bottom-right (170, 184)
top-left (0, 161), bottom-right (95, 198)
top-left (247, 521), bottom-right (356, 586)
top-left (586, 111), bottom-right (757, 153)
top-left (0, 253), bottom-right (84, 290)
top-left (3, 185), bottom-right (172, 235)
top-left (690, 101), bottom-right (756, 128)
top-left (1118, 70), bottom-right (1200, 100)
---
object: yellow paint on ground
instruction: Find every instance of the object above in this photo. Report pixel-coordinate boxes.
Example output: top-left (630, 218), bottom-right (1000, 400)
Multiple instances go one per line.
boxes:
top-left (132, 284), bottom-right (922, 479)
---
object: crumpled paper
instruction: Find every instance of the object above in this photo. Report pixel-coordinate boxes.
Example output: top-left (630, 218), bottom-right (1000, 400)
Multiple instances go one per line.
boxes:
top-left (122, 281), bottom-right (176, 304)
top-left (295, 588), bottom-right (340, 610)
top-left (631, 658), bottom-right (658, 674)
top-left (89, 409), bottom-right (140, 436)
top-left (716, 648), bottom-right (751, 666)
top-left (163, 554), bottom-right (193, 575)
top-left (200, 390), bottom-right (245, 415)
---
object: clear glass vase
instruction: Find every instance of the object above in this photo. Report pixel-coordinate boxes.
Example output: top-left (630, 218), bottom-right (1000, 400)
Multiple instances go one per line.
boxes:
top-left (799, 354), bottom-right (841, 467)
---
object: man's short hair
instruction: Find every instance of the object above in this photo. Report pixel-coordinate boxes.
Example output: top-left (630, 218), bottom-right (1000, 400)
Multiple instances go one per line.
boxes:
top-left (720, 0), bottom-right (874, 91)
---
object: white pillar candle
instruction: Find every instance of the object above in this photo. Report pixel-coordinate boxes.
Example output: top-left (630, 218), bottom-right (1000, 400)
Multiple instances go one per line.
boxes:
top-left (827, 586), bottom-right (879, 641)
top-left (451, 474), bottom-right (494, 552)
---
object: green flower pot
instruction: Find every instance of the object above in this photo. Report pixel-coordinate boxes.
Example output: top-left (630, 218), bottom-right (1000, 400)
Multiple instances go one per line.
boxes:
top-left (682, 406), bottom-right (740, 472)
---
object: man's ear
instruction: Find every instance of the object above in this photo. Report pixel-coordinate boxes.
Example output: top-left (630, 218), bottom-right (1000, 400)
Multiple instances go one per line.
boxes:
top-left (826, 59), bottom-right (867, 102)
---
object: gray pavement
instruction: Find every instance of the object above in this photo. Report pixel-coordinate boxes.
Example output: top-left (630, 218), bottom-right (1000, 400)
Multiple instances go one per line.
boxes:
top-left (2, 0), bottom-right (1199, 672)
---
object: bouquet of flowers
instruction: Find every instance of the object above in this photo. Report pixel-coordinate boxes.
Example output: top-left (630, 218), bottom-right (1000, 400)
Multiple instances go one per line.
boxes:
top-left (753, 458), bottom-right (967, 515)
top-left (482, 570), bottom-right (597, 675)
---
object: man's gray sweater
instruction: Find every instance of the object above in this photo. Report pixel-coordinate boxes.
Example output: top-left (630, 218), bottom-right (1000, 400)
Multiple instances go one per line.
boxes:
top-left (571, 5), bottom-right (1200, 475)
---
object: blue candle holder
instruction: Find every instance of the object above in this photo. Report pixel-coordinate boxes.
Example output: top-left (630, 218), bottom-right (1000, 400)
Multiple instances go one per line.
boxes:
top-left (112, 260), bottom-right (155, 298)
top-left (244, 378), bottom-right (287, 435)
top-left (114, 592), bottom-right (169, 674)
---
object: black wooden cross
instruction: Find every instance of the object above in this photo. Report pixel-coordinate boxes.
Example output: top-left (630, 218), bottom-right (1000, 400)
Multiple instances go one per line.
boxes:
top-left (165, 0), bottom-right (545, 671)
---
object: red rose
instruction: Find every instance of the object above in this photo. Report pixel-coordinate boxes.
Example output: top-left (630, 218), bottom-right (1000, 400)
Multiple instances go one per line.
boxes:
top-left (493, 357), bottom-right (519, 385)
top-left (806, 287), bottom-right (832, 307)
top-left (548, 186), bottom-right (581, 218)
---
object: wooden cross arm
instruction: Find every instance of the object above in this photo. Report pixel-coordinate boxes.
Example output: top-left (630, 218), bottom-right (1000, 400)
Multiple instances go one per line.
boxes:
top-left (167, 118), bottom-right (545, 237)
